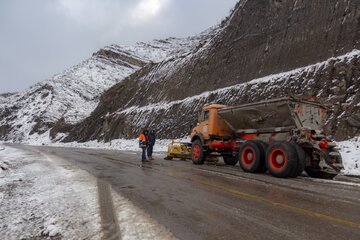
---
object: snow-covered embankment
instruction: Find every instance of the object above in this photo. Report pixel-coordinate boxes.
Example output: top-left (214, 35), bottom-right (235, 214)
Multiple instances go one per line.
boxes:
top-left (0, 144), bottom-right (176, 239)
top-left (338, 137), bottom-right (360, 176)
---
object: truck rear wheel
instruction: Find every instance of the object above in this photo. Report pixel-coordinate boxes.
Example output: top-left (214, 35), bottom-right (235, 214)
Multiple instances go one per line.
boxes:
top-left (192, 140), bottom-right (205, 165)
top-left (256, 141), bottom-right (268, 173)
top-left (266, 142), bottom-right (298, 178)
top-left (239, 141), bottom-right (266, 173)
top-left (289, 143), bottom-right (306, 178)
top-left (223, 155), bottom-right (238, 166)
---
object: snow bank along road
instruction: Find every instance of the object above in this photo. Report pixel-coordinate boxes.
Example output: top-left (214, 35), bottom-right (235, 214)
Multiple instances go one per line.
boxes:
top-left (1, 144), bottom-right (360, 240)
top-left (0, 144), bottom-right (175, 240)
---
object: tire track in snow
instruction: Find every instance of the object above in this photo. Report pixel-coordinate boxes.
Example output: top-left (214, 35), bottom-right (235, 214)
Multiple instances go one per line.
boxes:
top-left (97, 179), bottom-right (122, 240)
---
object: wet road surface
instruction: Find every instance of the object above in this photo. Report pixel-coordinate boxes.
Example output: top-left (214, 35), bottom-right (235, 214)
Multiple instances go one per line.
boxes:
top-left (16, 145), bottom-right (360, 240)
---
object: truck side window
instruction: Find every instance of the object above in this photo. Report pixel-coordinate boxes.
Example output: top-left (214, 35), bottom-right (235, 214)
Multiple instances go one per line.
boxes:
top-left (198, 112), bottom-right (203, 122)
top-left (204, 111), bottom-right (209, 121)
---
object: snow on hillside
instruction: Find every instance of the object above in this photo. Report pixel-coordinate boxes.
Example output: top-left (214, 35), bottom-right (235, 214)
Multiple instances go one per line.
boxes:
top-left (0, 56), bottom-right (138, 142)
top-left (0, 93), bottom-right (14, 104)
top-left (0, 35), bottom-right (205, 142)
top-left (0, 20), bottom-right (225, 143)
top-left (105, 36), bottom-right (206, 63)
top-left (133, 24), bottom-right (231, 84)
top-left (118, 49), bottom-right (360, 116)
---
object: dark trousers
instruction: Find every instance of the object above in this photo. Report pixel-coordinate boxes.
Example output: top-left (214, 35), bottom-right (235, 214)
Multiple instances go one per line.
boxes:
top-left (141, 147), bottom-right (147, 160)
top-left (147, 144), bottom-right (153, 157)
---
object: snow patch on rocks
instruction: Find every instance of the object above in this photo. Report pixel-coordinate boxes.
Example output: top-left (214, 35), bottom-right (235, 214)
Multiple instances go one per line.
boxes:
top-left (105, 36), bottom-right (205, 64)
top-left (42, 218), bottom-right (61, 237)
top-left (338, 137), bottom-right (360, 176)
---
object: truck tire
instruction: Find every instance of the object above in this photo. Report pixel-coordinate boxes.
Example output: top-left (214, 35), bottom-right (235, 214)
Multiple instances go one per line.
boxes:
top-left (223, 155), bottom-right (238, 166)
top-left (289, 143), bottom-right (306, 178)
top-left (266, 142), bottom-right (298, 178)
top-left (255, 141), bottom-right (268, 173)
top-left (239, 141), bottom-right (265, 173)
top-left (304, 167), bottom-right (337, 179)
top-left (192, 140), bottom-right (205, 165)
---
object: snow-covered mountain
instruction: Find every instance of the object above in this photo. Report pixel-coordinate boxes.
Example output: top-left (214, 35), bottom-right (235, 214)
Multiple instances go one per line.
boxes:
top-left (0, 36), bottom-right (208, 142)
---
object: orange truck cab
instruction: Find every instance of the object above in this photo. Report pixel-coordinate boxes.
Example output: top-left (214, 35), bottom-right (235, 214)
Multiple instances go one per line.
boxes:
top-left (190, 104), bottom-right (236, 166)
top-left (191, 104), bottom-right (231, 141)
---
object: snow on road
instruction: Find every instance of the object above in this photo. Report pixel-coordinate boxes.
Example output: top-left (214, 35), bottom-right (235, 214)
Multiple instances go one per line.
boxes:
top-left (0, 144), bottom-right (177, 240)
top-left (112, 193), bottom-right (176, 240)
top-left (0, 145), bottom-right (102, 239)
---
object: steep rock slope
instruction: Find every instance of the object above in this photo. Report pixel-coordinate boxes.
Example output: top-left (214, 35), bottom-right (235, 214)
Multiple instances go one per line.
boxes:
top-left (65, 0), bottom-right (360, 142)
top-left (0, 37), bottom-right (204, 142)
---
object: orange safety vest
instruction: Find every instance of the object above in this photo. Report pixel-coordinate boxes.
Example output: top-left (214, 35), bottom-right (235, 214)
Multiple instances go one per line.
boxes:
top-left (139, 133), bottom-right (147, 142)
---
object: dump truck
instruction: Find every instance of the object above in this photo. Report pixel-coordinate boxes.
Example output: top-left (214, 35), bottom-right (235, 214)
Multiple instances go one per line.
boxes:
top-left (190, 97), bottom-right (344, 179)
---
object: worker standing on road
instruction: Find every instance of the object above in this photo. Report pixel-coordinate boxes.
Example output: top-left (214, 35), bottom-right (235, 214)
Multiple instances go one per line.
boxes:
top-left (139, 129), bottom-right (149, 162)
top-left (147, 130), bottom-right (156, 160)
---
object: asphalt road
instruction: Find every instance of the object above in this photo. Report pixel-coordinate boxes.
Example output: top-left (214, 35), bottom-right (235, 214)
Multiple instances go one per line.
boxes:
top-left (16, 145), bottom-right (360, 240)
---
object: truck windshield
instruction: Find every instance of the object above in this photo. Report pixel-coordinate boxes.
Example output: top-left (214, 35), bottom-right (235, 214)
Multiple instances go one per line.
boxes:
top-left (204, 111), bottom-right (209, 121)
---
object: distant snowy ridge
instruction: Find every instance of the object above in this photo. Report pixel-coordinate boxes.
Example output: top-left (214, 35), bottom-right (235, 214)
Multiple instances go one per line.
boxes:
top-left (0, 55), bottom-right (137, 141)
top-left (104, 35), bottom-right (206, 63)
top-left (135, 26), bottom-right (232, 85)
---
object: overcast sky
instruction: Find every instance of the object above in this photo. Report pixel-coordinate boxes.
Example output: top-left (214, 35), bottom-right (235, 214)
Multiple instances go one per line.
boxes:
top-left (0, 0), bottom-right (238, 93)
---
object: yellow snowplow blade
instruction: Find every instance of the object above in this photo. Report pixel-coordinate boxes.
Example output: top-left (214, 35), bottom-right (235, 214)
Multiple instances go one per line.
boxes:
top-left (165, 141), bottom-right (191, 160)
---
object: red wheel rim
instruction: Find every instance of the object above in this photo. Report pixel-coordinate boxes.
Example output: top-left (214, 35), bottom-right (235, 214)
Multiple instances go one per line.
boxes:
top-left (269, 148), bottom-right (287, 170)
top-left (241, 146), bottom-right (255, 166)
top-left (192, 144), bottom-right (201, 161)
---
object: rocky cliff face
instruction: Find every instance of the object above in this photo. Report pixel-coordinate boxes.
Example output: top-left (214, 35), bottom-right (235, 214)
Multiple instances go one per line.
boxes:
top-left (63, 0), bottom-right (360, 142)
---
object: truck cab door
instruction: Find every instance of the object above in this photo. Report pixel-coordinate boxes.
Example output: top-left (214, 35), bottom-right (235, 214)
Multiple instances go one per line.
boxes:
top-left (200, 110), bottom-right (210, 139)
top-left (191, 110), bottom-right (211, 140)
